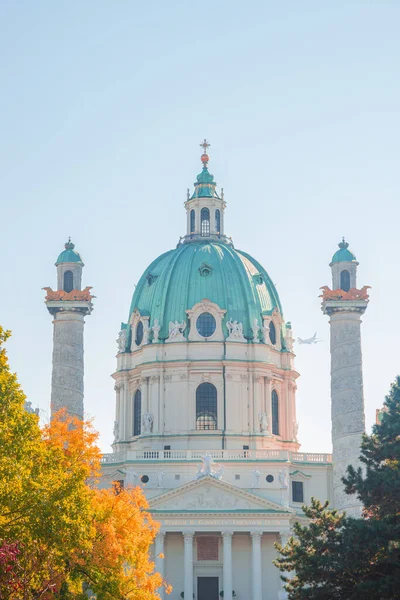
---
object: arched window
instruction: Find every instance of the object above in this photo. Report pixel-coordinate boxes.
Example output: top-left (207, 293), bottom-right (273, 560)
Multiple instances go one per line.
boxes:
top-left (340, 270), bottom-right (351, 292)
top-left (269, 321), bottom-right (277, 345)
top-left (201, 207), bottom-right (210, 237)
top-left (196, 383), bottom-right (217, 430)
top-left (133, 390), bottom-right (141, 436)
top-left (190, 209), bottom-right (195, 233)
top-left (272, 390), bottom-right (279, 435)
top-left (215, 209), bottom-right (221, 233)
top-left (135, 321), bottom-right (144, 346)
top-left (63, 270), bottom-right (74, 293)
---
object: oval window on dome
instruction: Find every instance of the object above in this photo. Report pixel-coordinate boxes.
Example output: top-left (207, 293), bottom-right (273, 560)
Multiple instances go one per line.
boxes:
top-left (135, 321), bottom-right (144, 346)
top-left (196, 312), bottom-right (216, 338)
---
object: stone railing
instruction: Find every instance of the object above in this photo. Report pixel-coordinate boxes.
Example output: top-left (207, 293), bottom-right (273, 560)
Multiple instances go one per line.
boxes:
top-left (101, 449), bottom-right (332, 465)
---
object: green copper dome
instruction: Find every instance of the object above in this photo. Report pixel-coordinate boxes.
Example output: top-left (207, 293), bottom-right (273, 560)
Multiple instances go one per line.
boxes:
top-left (129, 241), bottom-right (284, 343)
top-left (55, 239), bottom-right (83, 265)
top-left (331, 238), bottom-right (357, 264)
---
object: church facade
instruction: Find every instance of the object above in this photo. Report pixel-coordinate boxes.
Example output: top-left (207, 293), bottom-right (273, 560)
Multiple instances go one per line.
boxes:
top-left (44, 141), bottom-right (369, 600)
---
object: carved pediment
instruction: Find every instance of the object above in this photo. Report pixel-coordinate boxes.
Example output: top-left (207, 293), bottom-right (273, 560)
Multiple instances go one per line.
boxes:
top-left (149, 476), bottom-right (293, 513)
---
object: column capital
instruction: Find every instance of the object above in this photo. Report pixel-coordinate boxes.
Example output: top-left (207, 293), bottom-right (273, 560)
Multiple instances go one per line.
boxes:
top-left (250, 530), bottom-right (262, 541)
top-left (183, 530), bottom-right (195, 539)
top-left (157, 530), bottom-right (166, 540)
top-left (222, 530), bottom-right (234, 539)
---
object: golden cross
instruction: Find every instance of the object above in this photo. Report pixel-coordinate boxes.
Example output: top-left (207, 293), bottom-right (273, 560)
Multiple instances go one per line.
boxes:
top-left (200, 139), bottom-right (210, 153)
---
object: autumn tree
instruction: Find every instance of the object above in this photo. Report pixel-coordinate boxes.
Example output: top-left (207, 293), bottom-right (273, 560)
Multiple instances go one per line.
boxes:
top-left (0, 327), bottom-right (169, 599)
top-left (275, 377), bottom-right (400, 600)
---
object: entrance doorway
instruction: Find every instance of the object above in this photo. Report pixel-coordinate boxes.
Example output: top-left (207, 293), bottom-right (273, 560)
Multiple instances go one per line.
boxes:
top-left (197, 576), bottom-right (219, 600)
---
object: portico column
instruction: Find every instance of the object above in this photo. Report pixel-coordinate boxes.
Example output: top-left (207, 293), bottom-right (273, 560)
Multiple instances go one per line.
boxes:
top-left (278, 531), bottom-right (291, 600)
top-left (222, 531), bottom-right (233, 599)
top-left (183, 531), bottom-right (194, 599)
top-left (251, 531), bottom-right (262, 600)
top-left (155, 531), bottom-right (166, 599)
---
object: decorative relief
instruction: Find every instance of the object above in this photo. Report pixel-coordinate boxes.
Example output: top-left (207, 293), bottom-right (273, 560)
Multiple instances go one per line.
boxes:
top-left (226, 318), bottom-right (246, 342)
top-left (166, 320), bottom-right (186, 342)
top-left (43, 286), bottom-right (94, 302)
top-left (320, 285), bottom-right (370, 302)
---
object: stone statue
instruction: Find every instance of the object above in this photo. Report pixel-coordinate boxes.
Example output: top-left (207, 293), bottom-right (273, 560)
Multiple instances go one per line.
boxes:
top-left (259, 412), bottom-right (268, 434)
top-left (196, 453), bottom-right (223, 480)
top-left (202, 453), bottom-right (213, 475)
top-left (167, 320), bottom-right (186, 342)
top-left (262, 318), bottom-right (271, 344)
top-left (113, 420), bottom-right (119, 442)
top-left (116, 329), bottom-right (127, 353)
top-left (293, 421), bottom-right (299, 443)
top-left (226, 318), bottom-right (245, 342)
top-left (157, 471), bottom-right (166, 487)
top-left (143, 320), bottom-right (150, 345)
top-left (252, 469), bottom-right (261, 488)
top-left (214, 464), bottom-right (224, 480)
top-left (152, 319), bottom-right (160, 342)
top-left (252, 318), bottom-right (260, 343)
top-left (132, 471), bottom-right (140, 486)
top-left (142, 412), bottom-right (153, 433)
top-left (278, 469), bottom-right (289, 489)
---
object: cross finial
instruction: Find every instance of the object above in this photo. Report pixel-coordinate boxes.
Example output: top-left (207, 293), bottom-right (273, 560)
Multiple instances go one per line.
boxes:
top-left (200, 138), bottom-right (210, 153)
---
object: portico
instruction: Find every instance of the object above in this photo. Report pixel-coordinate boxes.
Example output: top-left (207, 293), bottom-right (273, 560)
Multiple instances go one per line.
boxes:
top-left (149, 476), bottom-right (293, 600)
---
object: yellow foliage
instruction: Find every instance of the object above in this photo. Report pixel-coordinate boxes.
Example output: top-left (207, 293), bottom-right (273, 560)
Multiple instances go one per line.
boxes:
top-left (0, 327), bottom-right (170, 599)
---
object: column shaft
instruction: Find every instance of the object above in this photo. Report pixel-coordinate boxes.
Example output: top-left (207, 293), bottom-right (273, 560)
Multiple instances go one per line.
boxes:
top-left (251, 531), bottom-right (262, 600)
top-left (222, 532), bottom-right (233, 598)
top-left (329, 310), bottom-right (365, 515)
top-left (51, 310), bottom-right (85, 419)
top-left (183, 532), bottom-right (194, 599)
top-left (155, 532), bottom-right (166, 599)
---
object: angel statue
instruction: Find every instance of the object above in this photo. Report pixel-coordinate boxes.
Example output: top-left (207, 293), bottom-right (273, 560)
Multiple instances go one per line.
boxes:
top-left (167, 320), bottom-right (186, 342)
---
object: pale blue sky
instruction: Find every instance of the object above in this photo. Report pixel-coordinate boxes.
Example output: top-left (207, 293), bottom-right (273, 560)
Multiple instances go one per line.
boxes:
top-left (1, 1), bottom-right (399, 452)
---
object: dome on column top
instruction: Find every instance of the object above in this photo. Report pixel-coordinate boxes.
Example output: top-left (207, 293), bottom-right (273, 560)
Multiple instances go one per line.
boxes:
top-left (331, 238), bottom-right (357, 264)
top-left (55, 239), bottom-right (83, 265)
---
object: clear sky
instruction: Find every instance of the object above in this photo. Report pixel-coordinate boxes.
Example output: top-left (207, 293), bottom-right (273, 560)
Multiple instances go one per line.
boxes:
top-left (1, 1), bottom-right (399, 453)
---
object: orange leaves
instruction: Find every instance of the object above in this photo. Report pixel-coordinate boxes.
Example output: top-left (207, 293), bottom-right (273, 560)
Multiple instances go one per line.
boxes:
top-left (0, 328), bottom-right (170, 599)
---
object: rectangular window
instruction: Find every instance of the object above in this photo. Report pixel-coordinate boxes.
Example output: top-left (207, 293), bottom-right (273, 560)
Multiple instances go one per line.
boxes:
top-left (292, 481), bottom-right (304, 503)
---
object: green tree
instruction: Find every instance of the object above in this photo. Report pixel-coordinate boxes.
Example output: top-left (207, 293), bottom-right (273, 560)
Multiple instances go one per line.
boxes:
top-left (274, 377), bottom-right (400, 600)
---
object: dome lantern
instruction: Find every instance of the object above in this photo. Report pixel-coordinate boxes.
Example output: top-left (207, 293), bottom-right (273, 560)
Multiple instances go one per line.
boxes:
top-left (183, 140), bottom-right (230, 244)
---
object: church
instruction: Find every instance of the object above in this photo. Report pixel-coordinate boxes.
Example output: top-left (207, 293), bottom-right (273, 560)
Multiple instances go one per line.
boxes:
top-left (43, 141), bottom-right (370, 600)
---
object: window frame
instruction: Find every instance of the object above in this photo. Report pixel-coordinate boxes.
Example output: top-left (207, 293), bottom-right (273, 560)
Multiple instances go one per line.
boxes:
top-left (133, 389), bottom-right (142, 436)
top-left (63, 270), bottom-right (74, 293)
top-left (201, 207), bottom-right (210, 237)
top-left (215, 209), bottom-right (221, 233)
top-left (340, 269), bottom-right (351, 292)
top-left (292, 481), bottom-right (304, 503)
top-left (272, 389), bottom-right (279, 435)
top-left (196, 382), bottom-right (218, 430)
